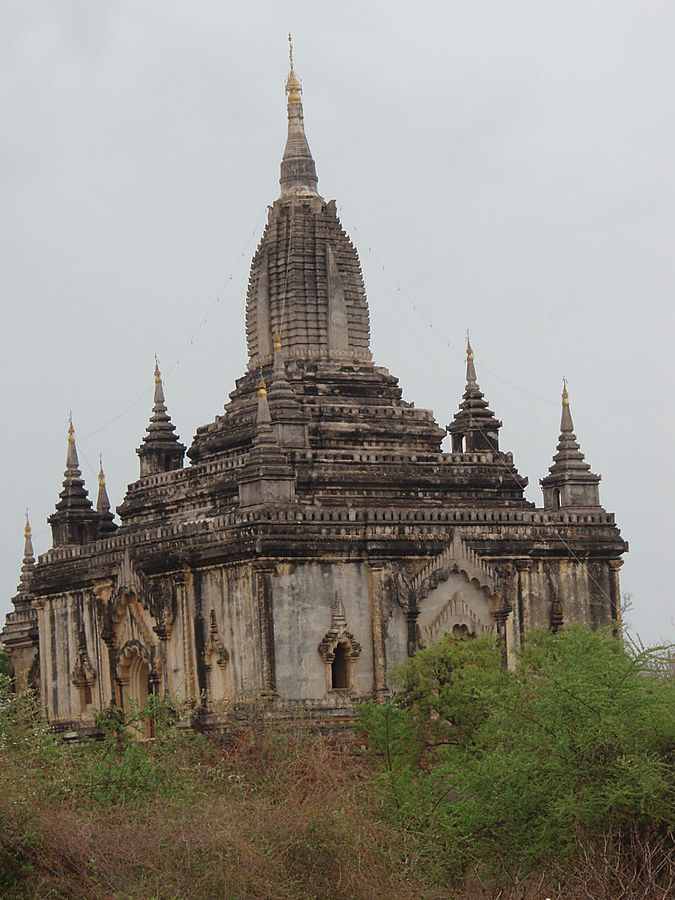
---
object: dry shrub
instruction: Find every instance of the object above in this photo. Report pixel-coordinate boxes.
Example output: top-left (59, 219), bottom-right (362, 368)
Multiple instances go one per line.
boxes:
top-left (1, 723), bottom-right (429, 900)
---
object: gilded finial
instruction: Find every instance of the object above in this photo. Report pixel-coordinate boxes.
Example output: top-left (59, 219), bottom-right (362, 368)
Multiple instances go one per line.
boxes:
top-left (154, 355), bottom-right (161, 383)
top-left (68, 411), bottom-right (74, 441)
top-left (258, 372), bottom-right (267, 398)
top-left (562, 377), bottom-right (569, 407)
top-left (98, 453), bottom-right (105, 486)
top-left (273, 327), bottom-right (282, 351)
top-left (24, 510), bottom-right (31, 540)
top-left (285, 33), bottom-right (302, 100)
top-left (466, 331), bottom-right (474, 363)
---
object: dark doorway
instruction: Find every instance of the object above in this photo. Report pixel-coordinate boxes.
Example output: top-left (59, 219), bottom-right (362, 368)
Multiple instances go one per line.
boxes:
top-left (331, 644), bottom-right (349, 689)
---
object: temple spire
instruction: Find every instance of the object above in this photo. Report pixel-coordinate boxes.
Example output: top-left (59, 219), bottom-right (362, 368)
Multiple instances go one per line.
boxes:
top-left (48, 416), bottom-right (100, 546)
top-left (280, 35), bottom-right (319, 197)
top-left (96, 456), bottom-right (118, 536)
top-left (540, 381), bottom-right (601, 509)
top-left (17, 512), bottom-right (35, 594)
top-left (448, 337), bottom-right (503, 453)
top-left (137, 358), bottom-right (185, 477)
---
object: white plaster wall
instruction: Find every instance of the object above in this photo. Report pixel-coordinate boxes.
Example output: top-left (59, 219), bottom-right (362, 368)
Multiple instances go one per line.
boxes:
top-left (271, 561), bottom-right (375, 700)
top-left (201, 564), bottom-right (266, 697)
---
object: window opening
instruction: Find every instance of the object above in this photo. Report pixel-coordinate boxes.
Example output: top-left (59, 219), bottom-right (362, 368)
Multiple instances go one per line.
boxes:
top-left (331, 643), bottom-right (349, 689)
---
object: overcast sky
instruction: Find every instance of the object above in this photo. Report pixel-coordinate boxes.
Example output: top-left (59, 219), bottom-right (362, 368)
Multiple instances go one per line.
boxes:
top-left (1, 1), bottom-right (673, 644)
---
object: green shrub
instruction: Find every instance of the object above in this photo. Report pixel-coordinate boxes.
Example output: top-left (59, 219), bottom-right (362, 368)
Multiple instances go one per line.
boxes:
top-left (358, 626), bottom-right (675, 887)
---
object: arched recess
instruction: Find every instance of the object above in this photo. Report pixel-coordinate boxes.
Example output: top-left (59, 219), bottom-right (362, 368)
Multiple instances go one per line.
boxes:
top-left (204, 610), bottom-right (230, 706)
top-left (117, 640), bottom-right (155, 738)
top-left (318, 598), bottom-right (362, 695)
top-left (413, 532), bottom-right (501, 647)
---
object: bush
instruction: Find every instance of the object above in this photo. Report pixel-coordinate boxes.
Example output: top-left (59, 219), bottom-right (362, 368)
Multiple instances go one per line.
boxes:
top-left (358, 626), bottom-right (675, 891)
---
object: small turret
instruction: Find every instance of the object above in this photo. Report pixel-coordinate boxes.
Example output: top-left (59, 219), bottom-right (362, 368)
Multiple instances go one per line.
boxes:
top-left (17, 512), bottom-right (35, 595)
top-left (96, 456), bottom-right (118, 536)
top-left (48, 416), bottom-right (100, 546)
top-left (540, 381), bottom-right (601, 509)
top-left (447, 337), bottom-right (503, 453)
top-left (137, 359), bottom-right (186, 477)
top-left (0, 514), bottom-right (39, 688)
top-left (238, 374), bottom-right (296, 508)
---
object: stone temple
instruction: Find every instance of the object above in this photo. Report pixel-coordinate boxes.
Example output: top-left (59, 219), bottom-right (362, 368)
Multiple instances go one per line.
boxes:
top-left (2, 57), bottom-right (627, 731)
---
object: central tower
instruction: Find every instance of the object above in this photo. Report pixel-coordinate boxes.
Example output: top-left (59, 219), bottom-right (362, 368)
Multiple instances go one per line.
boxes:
top-left (245, 42), bottom-right (371, 369)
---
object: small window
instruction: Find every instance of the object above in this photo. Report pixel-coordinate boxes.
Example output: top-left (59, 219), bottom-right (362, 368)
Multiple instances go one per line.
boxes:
top-left (553, 488), bottom-right (561, 509)
top-left (331, 643), bottom-right (349, 689)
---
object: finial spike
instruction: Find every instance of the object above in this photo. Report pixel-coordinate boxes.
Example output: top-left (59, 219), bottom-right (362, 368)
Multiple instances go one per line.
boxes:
top-left (68, 411), bottom-right (74, 440)
top-left (288, 32), bottom-right (294, 71)
top-left (466, 330), bottom-right (474, 363)
top-left (258, 372), bottom-right (267, 398)
top-left (154, 355), bottom-right (161, 382)
top-left (562, 377), bottom-right (569, 407)
top-left (273, 327), bottom-right (282, 352)
top-left (24, 509), bottom-right (31, 540)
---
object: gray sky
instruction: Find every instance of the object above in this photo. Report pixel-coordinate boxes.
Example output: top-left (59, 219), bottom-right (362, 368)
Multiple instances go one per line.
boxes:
top-left (1, 1), bottom-right (673, 644)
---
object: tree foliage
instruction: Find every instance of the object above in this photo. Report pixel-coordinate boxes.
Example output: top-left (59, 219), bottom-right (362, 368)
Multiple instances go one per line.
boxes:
top-left (358, 626), bottom-right (675, 887)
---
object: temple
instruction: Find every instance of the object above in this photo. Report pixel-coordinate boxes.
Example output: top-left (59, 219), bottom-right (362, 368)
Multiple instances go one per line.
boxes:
top-left (2, 45), bottom-right (627, 730)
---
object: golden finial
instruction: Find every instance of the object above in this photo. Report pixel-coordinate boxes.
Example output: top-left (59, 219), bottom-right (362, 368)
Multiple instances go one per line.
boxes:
top-left (285, 33), bottom-right (301, 100)
top-left (562, 377), bottom-right (569, 406)
top-left (154, 354), bottom-right (161, 384)
top-left (68, 411), bottom-right (75, 441)
top-left (273, 327), bottom-right (282, 351)
top-left (466, 331), bottom-right (474, 363)
top-left (98, 453), bottom-right (105, 486)
top-left (258, 372), bottom-right (267, 399)
top-left (24, 510), bottom-right (31, 540)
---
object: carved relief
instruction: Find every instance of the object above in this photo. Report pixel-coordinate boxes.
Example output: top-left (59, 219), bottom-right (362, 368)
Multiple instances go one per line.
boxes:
top-left (70, 624), bottom-right (97, 717)
top-left (204, 610), bottom-right (230, 704)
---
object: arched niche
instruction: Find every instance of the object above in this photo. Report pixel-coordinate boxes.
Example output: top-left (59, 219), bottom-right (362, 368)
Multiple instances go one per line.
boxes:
top-left (117, 640), bottom-right (154, 738)
top-left (416, 571), bottom-right (498, 646)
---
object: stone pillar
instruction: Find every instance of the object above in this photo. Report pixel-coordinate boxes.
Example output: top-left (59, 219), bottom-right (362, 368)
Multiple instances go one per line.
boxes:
top-left (368, 565), bottom-right (387, 693)
top-left (255, 564), bottom-right (277, 693)
top-left (178, 566), bottom-right (199, 703)
top-left (514, 559), bottom-right (531, 640)
top-left (608, 559), bottom-right (623, 638)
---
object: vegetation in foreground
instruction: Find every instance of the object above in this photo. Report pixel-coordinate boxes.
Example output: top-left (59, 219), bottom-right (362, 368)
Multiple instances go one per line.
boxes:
top-left (0, 627), bottom-right (673, 899)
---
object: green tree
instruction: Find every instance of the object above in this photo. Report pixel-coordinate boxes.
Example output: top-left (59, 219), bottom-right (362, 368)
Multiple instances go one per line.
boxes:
top-left (358, 626), bottom-right (675, 885)
top-left (0, 646), bottom-right (9, 678)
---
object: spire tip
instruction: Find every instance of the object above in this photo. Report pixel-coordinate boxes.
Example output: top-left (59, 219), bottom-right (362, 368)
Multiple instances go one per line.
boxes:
top-left (466, 331), bottom-right (474, 363)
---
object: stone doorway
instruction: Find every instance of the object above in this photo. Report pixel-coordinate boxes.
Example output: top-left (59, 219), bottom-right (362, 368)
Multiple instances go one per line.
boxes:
top-left (118, 642), bottom-right (153, 738)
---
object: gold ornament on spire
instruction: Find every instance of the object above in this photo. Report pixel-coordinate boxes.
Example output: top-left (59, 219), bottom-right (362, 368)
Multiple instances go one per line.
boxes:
top-left (24, 510), bottom-right (31, 540)
top-left (466, 331), bottom-right (474, 363)
top-left (154, 355), bottom-right (162, 384)
top-left (98, 454), bottom-right (106, 487)
top-left (562, 377), bottom-right (569, 407)
top-left (273, 327), bottom-right (282, 351)
top-left (258, 372), bottom-right (267, 398)
top-left (68, 412), bottom-right (74, 441)
top-left (285, 32), bottom-right (302, 101)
